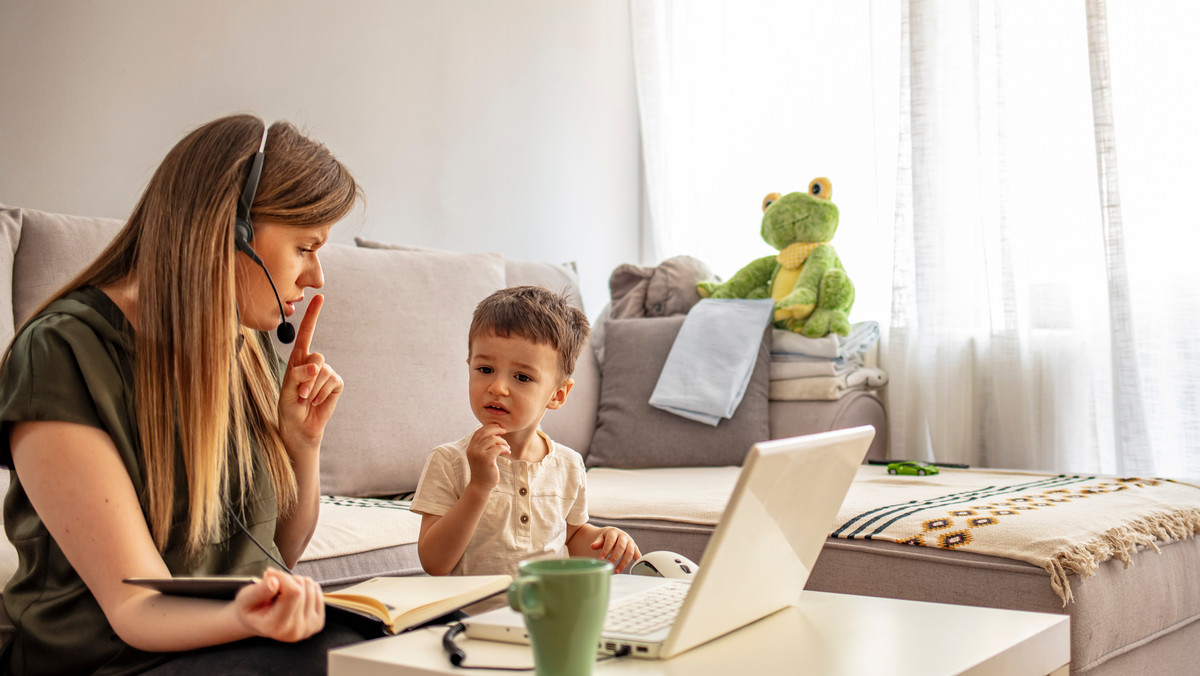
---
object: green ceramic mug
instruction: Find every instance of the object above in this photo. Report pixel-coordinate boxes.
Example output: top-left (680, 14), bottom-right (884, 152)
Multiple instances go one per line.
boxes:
top-left (508, 557), bottom-right (613, 676)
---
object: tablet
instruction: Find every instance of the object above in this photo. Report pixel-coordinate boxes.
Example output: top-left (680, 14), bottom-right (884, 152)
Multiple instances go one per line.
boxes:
top-left (123, 576), bottom-right (259, 600)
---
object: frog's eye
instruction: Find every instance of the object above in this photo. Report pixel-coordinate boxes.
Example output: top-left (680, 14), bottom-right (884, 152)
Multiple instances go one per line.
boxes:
top-left (809, 177), bottom-right (832, 200)
top-left (762, 192), bottom-right (782, 212)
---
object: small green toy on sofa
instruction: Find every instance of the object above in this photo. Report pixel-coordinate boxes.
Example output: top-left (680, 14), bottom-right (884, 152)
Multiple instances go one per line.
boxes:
top-left (698, 177), bottom-right (854, 338)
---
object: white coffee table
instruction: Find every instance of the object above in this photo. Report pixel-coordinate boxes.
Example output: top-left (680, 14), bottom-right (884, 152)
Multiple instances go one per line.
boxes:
top-left (329, 590), bottom-right (1069, 675)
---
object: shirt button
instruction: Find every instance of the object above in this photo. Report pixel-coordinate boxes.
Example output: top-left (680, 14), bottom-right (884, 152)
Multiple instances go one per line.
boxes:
top-left (519, 487), bottom-right (528, 496)
top-left (520, 514), bottom-right (529, 524)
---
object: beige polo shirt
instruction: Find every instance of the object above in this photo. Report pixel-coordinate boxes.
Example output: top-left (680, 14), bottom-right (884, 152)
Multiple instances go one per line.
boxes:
top-left (411, 429), bottom-right (589, 577)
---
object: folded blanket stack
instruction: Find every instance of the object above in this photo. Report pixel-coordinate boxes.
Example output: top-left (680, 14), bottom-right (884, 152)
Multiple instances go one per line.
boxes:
top-left (770, 321), bottom-right (887, 401)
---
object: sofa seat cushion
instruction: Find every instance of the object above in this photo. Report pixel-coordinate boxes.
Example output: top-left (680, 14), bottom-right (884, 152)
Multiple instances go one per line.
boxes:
top-left (587, 466), bottom-right (738, 525)
top-left (587, 464), bottom-right (1200, 674)
top-left (297, 495), bottom-right (424, 588)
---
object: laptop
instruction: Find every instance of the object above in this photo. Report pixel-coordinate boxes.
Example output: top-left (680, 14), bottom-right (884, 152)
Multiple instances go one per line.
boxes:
top-left (463, 425), bottom-right (874, 659)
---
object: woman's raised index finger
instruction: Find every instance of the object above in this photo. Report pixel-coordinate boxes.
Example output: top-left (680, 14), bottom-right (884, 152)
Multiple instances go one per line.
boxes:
top-left (291, 294), bottom-right (324, 361)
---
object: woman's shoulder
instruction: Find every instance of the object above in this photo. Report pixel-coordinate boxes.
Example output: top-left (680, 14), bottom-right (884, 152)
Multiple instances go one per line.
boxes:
top-left (12, 287), bottom-right (131, 354)
top-left (1, 288), bottom-right (134, 430)
top-left (10, 310), bottom-right (106, 368)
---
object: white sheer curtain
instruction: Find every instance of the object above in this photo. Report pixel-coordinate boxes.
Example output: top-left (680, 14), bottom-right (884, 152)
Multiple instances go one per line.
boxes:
top-left (631, 0), bottom-right (1200, 476)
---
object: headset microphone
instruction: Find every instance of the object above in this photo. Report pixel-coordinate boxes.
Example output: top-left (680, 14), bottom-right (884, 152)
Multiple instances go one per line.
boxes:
top-left (234, 124), bottom-right (295, 344)
top-left (235, 238), bottom-right (296, 344)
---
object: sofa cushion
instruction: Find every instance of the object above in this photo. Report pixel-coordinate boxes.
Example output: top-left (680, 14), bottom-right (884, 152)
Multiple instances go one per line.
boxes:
top-left (0, 206), bottom-right (22, 349)
top-left (354, 236), bottom-right (599, 457)
top-left (1, 204), bottom-right (123, 346)
top-left (274, 244), bottom-right (506, 497)
top-left (586, 315), bottom-right (770, 468)
top-left (587, 464), bottom-right (1200, 674)
top-left (504, 259), bottom-right (599, 458)
top-left (768, 394), bottom-right (889, 461)
top-left (355, 237), bottom-right (582, 299)
top-left (296, 496), bottom-right (425, 588)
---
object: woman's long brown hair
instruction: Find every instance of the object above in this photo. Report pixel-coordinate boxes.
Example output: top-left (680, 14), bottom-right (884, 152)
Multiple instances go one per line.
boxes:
top-left (13, 114), bottom-right (359, 556)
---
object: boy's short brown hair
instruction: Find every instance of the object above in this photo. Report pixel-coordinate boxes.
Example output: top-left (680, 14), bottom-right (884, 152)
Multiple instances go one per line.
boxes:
top-left (469, 286), bottom-right (590, 380)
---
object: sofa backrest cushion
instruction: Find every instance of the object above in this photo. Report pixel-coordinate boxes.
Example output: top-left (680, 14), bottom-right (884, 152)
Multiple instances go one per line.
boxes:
top-left (0, 206), bottom-right (23, 349)
top-left (272, 243), bottom-right (507, 496)
top-left (1, 204), bottom-right (123, 348)
top-left (354, 237), bottom-right (599, 460)
top-left (586, 315), bottom-right (771, 468)
top-left (500, 259), bottom-right (599, 459)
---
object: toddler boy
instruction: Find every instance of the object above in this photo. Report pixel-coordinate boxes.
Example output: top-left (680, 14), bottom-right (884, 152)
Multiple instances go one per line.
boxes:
top-left (412, 286), bottom-right (640, 577)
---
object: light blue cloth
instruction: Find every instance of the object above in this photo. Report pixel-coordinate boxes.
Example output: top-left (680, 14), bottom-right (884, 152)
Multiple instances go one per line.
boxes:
top-left (649, 299), bottom-right (775, 426)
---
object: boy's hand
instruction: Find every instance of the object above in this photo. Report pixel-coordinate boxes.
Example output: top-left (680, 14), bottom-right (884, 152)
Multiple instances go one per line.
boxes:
top-left (591, 527), bottom-right (641, 574)
top-left (466, 423), bottom-right (510, 490)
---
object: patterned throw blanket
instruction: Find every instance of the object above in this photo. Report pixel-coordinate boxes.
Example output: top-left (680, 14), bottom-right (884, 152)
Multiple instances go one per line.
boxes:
top-left (833, 467), bottom-right (1200, 605)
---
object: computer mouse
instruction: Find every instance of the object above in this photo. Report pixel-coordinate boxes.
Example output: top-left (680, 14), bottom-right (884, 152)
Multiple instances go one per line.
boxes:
top-left (628, 551), bottom-right (699, 579)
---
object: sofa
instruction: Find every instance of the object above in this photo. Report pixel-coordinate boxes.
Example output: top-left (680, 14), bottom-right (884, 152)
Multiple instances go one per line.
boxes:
top-left (1, 203), bottom-right (1197, 675)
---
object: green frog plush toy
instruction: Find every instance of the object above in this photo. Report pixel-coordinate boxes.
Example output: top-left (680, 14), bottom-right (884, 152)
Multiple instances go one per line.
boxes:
top-left (697, 177), bottom-right (854, 337)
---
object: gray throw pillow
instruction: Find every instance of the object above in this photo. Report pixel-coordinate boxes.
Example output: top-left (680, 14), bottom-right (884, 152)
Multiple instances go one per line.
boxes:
top-left (586, 315), bottom-right (770, 468)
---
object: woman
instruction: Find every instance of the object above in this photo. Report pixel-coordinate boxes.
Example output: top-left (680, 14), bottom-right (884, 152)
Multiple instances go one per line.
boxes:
top-left (0, 114), bottom-right (364, 674)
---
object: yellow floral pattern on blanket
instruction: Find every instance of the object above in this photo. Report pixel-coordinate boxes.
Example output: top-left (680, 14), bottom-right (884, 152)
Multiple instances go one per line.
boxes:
top-left (899, 478), bottom-right (1164, 551)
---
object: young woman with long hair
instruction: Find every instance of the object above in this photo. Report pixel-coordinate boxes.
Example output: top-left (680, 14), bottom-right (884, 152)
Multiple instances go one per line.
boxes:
top-left (0, 114), bottom-right (365, 674)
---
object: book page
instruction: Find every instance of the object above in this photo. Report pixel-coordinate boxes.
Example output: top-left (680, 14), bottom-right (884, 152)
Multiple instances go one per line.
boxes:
top-left (323, 574), bottom-right (511, 632)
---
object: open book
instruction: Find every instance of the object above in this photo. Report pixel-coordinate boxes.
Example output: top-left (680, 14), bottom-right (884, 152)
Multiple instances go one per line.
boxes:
top-left (323, 575), bottom-right (511, 633)
top-left (125, 574), bottom-right (512, 634)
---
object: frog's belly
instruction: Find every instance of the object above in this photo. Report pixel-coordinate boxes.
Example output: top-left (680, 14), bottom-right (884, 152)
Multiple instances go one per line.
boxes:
top-left (771, 266), bottom-right (814, 320)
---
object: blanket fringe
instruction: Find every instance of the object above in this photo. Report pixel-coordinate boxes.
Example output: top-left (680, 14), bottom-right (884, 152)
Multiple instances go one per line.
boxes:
top-left (1043, 508), bottom-right (1200, 607)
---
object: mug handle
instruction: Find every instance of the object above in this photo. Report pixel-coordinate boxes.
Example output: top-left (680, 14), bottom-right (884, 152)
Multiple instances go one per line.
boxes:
top-left (508, 577), bottom-right (545, 619)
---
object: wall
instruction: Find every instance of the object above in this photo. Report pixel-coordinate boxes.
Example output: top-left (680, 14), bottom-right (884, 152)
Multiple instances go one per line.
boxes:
top-left (0, 0), bottom-right (640, 316)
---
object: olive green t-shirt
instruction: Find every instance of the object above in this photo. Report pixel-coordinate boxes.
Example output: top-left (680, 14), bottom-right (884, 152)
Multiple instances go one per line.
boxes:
top-left (0, 286), bottom-right (286, 676)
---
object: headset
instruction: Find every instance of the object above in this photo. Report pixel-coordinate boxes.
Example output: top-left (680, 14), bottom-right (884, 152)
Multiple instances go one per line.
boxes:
top-left (233, 123), bottom-right (296, 344)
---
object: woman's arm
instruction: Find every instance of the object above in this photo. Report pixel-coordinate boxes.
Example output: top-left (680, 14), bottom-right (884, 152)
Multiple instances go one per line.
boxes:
top-left (10, 420), bottom-right (326, 651)
top-left (273, 295), bottom-right (343, 567)
top-left (272, 436), bottom-right (322, 569)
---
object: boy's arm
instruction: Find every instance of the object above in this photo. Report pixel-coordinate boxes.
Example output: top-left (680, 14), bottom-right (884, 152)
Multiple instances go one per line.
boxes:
top-left (416, 424), bottom-right (511, 576)
top-left (416, 485), bottom-right (494, 576)
top-left (566, 523), bottom-right (641, 574)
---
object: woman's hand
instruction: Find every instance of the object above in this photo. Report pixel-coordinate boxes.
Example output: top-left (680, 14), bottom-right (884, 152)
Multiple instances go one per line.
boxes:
top-left (231, 568), bottom-right (325, 643)
top-left (279, 294), bottom-right (344, 451)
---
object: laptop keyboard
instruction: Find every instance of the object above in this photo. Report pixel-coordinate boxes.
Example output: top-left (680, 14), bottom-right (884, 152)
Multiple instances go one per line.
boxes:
top-left (604, 580), bottom-right (691, 635)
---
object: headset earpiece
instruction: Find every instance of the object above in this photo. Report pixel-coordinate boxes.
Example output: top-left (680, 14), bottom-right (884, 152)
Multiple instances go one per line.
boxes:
top-left (235, 127), bottom-right (266, 247)
top-left (234, 122), bottom-right (296, 344)
top-left (234, 216), bottom-right (254, 248)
